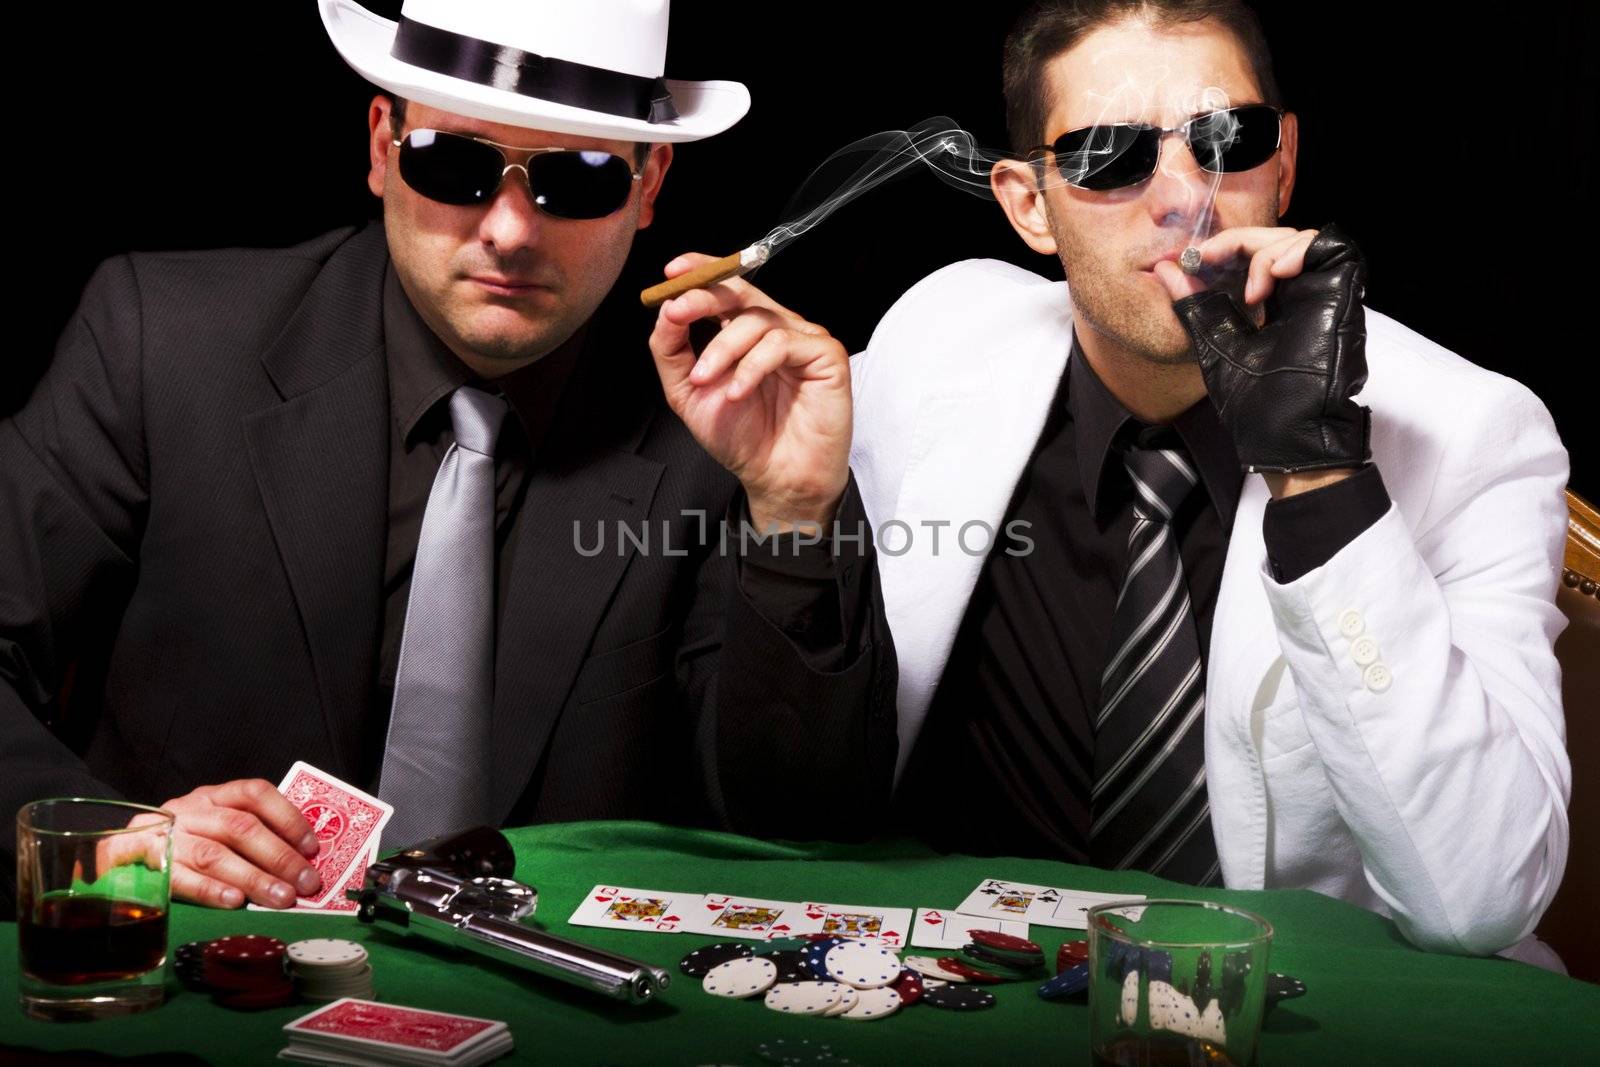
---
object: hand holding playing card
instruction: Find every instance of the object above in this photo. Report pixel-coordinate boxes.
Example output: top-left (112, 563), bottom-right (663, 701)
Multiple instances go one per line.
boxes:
top-left (154, 778), bottom-right (323, 909)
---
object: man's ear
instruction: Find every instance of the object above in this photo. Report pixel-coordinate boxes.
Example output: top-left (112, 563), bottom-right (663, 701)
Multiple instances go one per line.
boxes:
top-left (636, 143), bottom-right (674, 230)
top-left (1276, 110), bottom-right (1299, 218)
top-left (367, 95), bottom-right (394, 198)
top-left (991, 158), bottom-right (1058, 256)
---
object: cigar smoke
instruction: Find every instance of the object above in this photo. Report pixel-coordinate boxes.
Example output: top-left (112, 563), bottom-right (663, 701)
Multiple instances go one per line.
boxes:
top-left (646, 87), bottom-right (1253, 305)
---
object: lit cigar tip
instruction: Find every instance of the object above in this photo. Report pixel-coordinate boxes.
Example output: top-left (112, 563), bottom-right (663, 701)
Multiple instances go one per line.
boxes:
top-left (1179, 246), bottom-right (1203, 275)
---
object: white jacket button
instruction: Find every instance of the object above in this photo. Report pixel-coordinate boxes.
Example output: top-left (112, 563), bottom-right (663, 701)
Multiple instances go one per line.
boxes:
top-left (1363, 663), bottom-right (1392, 692)
top-left (1351, 636), bottom-right (1380, 667)
top-left (1338, 609), bottom-right (1365, 638)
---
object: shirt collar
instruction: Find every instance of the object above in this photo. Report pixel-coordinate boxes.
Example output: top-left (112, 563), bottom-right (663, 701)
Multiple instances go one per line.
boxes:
top-left (1066, 330), bottom-right (1242, 529)
top-left (383, 259), bottom-right (586, 452)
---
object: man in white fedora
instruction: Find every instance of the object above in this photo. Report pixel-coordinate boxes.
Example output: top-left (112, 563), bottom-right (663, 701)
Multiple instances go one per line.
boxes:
top-left (0, 0), bottom-right (896, 911)
top-left (848, 0), bottom-right (1570, 966)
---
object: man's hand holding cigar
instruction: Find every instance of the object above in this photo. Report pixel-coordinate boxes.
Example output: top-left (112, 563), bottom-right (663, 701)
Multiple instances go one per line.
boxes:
top-left (1153, 224), bottom-right (1373, 501)
top-left (649, 252), bottom-right (852, 533)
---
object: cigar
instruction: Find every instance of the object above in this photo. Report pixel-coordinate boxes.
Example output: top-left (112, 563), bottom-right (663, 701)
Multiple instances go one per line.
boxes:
top-left (640, 243), bottom-right (771, 309)
top-left (1180, 246), bottom-right (1204, 275)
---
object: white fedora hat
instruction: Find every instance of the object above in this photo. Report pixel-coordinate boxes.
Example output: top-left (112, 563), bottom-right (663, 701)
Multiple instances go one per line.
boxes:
top-left (318, 0), bottom-right (751, 143)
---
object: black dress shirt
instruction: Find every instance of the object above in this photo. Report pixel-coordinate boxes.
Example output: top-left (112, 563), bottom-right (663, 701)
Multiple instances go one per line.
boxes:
top-left (896, 334), bottom-right (1389, 862)
top-left (364, 263), bottom-right (855, 787)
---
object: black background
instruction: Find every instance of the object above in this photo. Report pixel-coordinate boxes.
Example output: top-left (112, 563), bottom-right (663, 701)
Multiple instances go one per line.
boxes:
top-left (16, 2), bottom-right (1597, 491)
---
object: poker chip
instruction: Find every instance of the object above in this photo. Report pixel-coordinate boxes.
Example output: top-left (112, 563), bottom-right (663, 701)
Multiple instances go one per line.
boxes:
top-left (970, 929), bottom-right (1042, 955)
top-left (890, 968), bottom-right (925, 1006)
top-left (766, 950), bottom-right (817, 984)
top-left (1038, 962), bottom-right (1090, 1001)
top-left (213, 982), bottom-right (296, 1010)
top-left (204, 935), bottom-right (286, 963)
top-left (285, 939), bottom-right (367, 969)
top-left (284, 939), bottom-right (373, 1002)
top-left (1265, 972), bottom-right (1307, 1010)
top-left (764, 980), bottom-right (847, 1016)
top-left (823, 942), bottom-right (900, 989)
top-left (935, 956), bottom-right (1006, 984)
top-left (755, 1038), bottom-right (840, 1065)
top-left (822, 986), bottom-right (859, 1017)
top-left (958, 944), bottom-right (1044, 976)
top-left (1057, 940), bottom-right (1089, 972)
top-left (840, 986), bottom-right (901, 1021)
top-left (901, 955), bottom-right (969, 983)
top-left (681, 941), bottom-right (755, 978)
top-left (922, 983), bottom-right (997, 1011)
top-left (801, 938), bottom-right (846, 980)
top-left (704, 956), bottom-right (778, 999)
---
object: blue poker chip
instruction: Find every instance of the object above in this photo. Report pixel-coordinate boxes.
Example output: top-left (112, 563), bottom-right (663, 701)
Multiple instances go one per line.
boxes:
top-left (1038, 962), bottom-right (1090, 1001)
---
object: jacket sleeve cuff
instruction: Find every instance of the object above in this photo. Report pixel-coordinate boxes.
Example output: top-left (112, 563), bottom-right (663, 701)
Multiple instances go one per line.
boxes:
top-left (732, 475), bottom-right (872, 668)
top-left (1263, 464), bottom-right (1391, 583)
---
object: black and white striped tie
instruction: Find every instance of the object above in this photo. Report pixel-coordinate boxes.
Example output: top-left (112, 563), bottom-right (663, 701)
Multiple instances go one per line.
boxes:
top-left (1090, 446), bottom-right (1220, 885)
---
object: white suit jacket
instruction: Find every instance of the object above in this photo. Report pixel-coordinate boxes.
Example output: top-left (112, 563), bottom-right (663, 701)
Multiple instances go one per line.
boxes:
top-left (848, 258), bottom-right (1572, 962)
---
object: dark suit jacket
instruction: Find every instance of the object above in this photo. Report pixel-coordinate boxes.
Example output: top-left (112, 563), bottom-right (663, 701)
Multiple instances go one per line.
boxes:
top-left (0, 220), bottom-right (897, 868)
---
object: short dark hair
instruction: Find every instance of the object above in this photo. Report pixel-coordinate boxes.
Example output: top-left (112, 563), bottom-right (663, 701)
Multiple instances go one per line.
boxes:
top-left (1002, 0), bottom-right (1282, 154)
top-left (385, 93), bottom-right (649, 167)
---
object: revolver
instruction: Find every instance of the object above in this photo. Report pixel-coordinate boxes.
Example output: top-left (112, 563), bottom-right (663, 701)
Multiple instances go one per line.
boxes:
top-left (347, 826), bottom-right (670, 1005)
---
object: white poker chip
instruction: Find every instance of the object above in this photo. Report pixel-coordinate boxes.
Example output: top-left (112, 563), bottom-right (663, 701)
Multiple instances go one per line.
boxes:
top-left (285, 939), bottom-right (368, 969)
top-left (703, 956), bottom-right (777, 998)
top-left (763, 980), bottom-right (846, 1015)
top-left (902, 955), bottom-right (969, 983)
top-left (841, 986), bottom-right (902, 1021)
top-left (822, 985), bottom-right (859, 1017)
top-left (824, 941), bottom-right (900, 989)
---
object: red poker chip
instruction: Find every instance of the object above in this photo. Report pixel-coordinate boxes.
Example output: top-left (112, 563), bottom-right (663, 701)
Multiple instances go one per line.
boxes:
top-left (214, 980), bottom-right (296, 1010)
top-left (971, 929), bottom-right (1042, 955)
top-left (935, 956), bottom-right (1007, 984)
top-left (1057, 940), bottom-right (1089, 973)
top-left (204, 935), bottom-right (286, 963)
top-left (891, 968), bottom-right (926, 1006)
top-left (201, 964), bottom-right (287, 991)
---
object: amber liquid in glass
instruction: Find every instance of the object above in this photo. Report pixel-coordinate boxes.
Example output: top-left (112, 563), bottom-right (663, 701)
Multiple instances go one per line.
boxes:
top-left (19, 895), bottom-right (167, 985)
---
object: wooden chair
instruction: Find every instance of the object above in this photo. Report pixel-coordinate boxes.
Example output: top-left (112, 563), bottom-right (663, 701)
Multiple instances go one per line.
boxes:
top-left (1538, 489), bottom-right (1600, 981)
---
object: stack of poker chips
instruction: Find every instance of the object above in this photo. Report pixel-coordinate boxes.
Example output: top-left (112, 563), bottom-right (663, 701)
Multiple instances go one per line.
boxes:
top-left (683, 933), bottom-right (1003, 1020)
top-left (199, 935), bottom-right (295, 1010)
top-left (1040, 938), bottom-right (1091, 1000)
top-left (284, 938), bottom-right (375, 1002)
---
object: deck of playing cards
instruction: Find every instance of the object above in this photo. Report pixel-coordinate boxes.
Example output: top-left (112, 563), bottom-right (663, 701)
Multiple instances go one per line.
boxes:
top-left (280, 999), bottom-right (512, 1066)
top-left (251, 762), bottom-right (392, 915)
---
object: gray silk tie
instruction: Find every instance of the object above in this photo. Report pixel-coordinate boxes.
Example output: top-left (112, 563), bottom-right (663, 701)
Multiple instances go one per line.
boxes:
top-left (380, 385), bottom-right (508, 847)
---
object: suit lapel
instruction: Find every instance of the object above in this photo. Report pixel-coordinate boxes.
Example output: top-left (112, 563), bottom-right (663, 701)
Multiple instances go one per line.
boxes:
top-left (1205, 473), bottom-right (1282, 886)
top-left (244, 222), bottom-right (390, 774)
top-left (487, 343), bottom-right (666, 821)
top-left (883, 309), bottom-right (1076, 780)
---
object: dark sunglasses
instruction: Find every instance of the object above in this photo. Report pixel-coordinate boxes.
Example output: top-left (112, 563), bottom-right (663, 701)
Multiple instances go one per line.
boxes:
top-left (1034, 104), bottom-right (1284, 191)
top-left (392, 128), bottom-right (643, 219)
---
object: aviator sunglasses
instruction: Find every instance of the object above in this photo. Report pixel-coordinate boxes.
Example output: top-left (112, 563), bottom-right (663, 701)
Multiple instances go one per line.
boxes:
top-left (393, 128), bottom-right (643, 219)
top-left (1034, 104), bottom-right (1284, 191)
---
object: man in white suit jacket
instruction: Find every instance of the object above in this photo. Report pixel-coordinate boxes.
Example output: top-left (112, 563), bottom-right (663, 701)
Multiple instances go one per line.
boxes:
top-left (849, 1), bottom-right (1570, 966)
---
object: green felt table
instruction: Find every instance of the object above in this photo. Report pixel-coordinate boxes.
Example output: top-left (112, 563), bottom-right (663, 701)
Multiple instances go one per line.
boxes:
top-left (4, 821), bottom-right (1597, 1065)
